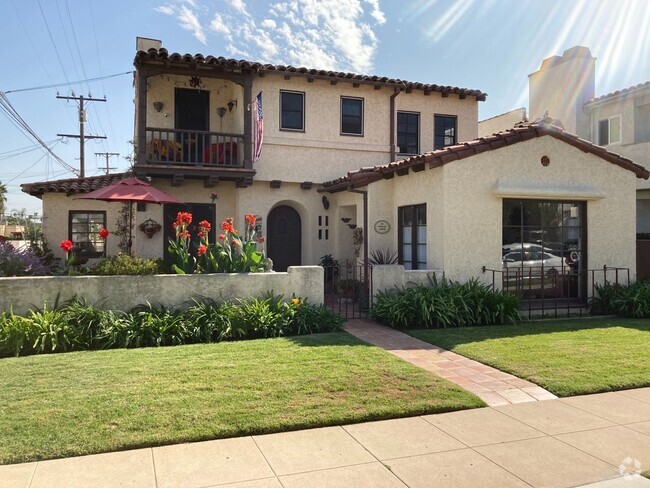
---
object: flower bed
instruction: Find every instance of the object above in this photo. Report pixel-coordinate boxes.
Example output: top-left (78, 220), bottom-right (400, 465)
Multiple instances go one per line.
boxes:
top-left (0, 293), bottom-right (342, 357)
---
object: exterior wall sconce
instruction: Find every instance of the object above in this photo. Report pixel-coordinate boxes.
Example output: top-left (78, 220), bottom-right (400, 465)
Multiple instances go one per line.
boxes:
top-left (139, 218), bottom-right (162, 239)
top-left (341, 217), bottom-right (351, 223)
top-left (153, 101), bottom-right (164, 112)
top-left (227, 99), bottom-right (238, 112)
top-left (217, 107), bottom-right (227, 118)
top-left (321, 195), bottom-right (330, 210)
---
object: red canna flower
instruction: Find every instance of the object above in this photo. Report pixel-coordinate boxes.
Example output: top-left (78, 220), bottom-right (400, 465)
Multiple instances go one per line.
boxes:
top-left (180, 230), bottom-right (190, 239)
top-left (60, 240), bottom-right (74, 253)
top-left (220, 220), bottom-right (234, 233)
top-left (245, 214), bottom-right (256, 227)
top-left (99, 228), bottom-right (109, 240)
top-left (176, 211), bottom-right (192, 225)
top-left (197, 231), bottom-right (205, 239)
top-left (258, 236), bottom-right (266, 243)
top-left (198, 220), bottom-right (211, 232)
top-left (218, 234), bottom-right (225, 240)
top-left (197, 244), bottom-right (207, 256)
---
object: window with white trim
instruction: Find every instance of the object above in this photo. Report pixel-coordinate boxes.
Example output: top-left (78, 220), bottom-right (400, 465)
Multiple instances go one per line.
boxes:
top-left (598, 115), bottom-right (621, 145)
top-left (69, 211), bottom-right (106, 258)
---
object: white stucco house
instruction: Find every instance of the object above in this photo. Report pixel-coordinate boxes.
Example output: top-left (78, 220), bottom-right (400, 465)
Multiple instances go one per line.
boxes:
top-left (21, 38), bottom-right (648, 308)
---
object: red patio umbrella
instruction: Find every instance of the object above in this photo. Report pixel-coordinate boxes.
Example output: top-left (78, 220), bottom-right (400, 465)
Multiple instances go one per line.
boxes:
top-left (76, 177), bottom-right (183, 253)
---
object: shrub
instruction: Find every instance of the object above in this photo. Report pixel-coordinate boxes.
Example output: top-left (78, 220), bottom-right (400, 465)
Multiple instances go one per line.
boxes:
top-left (590, 281), bottom-right (650, 318)
top-left (371, 277), bottom-right (520, 328)
top-left (0, 241), bottom-right (52, 277)
top-left (90, 255), bottom-right (164, 276)
top-left (0, 295), bottom-right (344, 357)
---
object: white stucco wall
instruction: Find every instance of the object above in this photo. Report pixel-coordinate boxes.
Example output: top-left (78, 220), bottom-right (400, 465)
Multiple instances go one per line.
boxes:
top-left (365, 135), bottom-right (638, 284)
top-left (478, 108), bottom-right (527, 137)
top-left (0, 266), bottom-right (323, 315)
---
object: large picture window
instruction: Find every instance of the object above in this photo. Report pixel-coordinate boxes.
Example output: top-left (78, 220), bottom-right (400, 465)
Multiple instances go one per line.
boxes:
top-left (397, 111), bottom-right (419, 155)
top-left (502, 200), bottom-right (585, 300)
top-left (434, 114), bottom-right (457, 149)
top-left (69, 211), bottom-right (106, 258)
top-left (341, 97), bottom-right (363, 135)
top-left (280, 90), bottom-right (305, 131)
top-left (398, 204), bottom-right (426, 269)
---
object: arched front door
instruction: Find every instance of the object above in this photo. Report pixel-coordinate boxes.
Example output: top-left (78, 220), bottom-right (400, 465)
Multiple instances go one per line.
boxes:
top-left (267, 205), bottom-right (301, 272)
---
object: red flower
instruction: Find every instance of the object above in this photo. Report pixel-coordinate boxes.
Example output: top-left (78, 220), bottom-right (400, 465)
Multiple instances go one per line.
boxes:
top-left (220, 220), bottom-right (234, 233)
top-left (99, 228), bottom-right (109, 240)
top-left (258, 236), bottom-right (266, 243)
top-left (176, 212), bottom-right (192, 225)
top-left (218, 234), bottom-right (225, 240)
top-left (180, 230), bottom-right (190, 239)
top-left (197, 231), bottom-right (205, 239)
top-left (197, 245), bottom-right (207, 257)
top-left (198, 220), bottom-right (211, 232)
top-left (245, 214), bottom-right (256, 227)
top-left (60, 240), bottom-right (74, 253)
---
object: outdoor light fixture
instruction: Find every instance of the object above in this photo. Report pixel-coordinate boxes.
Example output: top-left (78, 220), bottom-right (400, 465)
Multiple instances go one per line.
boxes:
top-left (341, 217), bottom-right (351, 223)
top-left (217, 107), bottom-right (227, 118)
top-left (139, 218), bottom-right (162, 239)
top-left (321, 195), bottom-right (330, 210)
top-left (153, 101), bottom-right (164, 112)
top-left (227, 99), bottom-right (238, 112)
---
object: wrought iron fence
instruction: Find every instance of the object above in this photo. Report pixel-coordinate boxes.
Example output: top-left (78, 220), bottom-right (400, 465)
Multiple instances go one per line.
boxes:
top-left (323, 263), bottom-right (372, 319)
top-left (482, 264), bottom-right (631, 319)
top-left (146, 127), bottom-right (243, 166)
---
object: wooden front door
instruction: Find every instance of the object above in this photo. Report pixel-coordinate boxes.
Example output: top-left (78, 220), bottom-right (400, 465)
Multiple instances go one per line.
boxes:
top-left (267, 206), bottom-right (301, 272)
top-left (163, 203), bottom-right (215, 265)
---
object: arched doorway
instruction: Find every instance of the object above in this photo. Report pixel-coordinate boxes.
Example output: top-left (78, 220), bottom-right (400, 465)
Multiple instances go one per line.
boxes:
top-left (267, 205), bottom-right (301, 272)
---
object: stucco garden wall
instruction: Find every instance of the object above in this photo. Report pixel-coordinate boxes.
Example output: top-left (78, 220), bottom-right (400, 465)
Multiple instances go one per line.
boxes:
top-left (371, 265), bottom-right (443, 300)
top-left (0, 266), bottom-right (323, 315)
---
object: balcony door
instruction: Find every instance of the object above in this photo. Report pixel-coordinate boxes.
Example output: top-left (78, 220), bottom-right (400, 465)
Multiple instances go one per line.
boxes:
top-left (175, 88), bottom-right (209, 163)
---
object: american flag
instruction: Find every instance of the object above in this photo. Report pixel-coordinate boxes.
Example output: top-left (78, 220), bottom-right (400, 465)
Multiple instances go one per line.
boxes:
top-left (253, 92), bottom-right (263, 162)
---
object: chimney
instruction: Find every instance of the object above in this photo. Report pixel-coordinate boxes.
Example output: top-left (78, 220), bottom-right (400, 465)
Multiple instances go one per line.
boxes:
top-left (136, 37), bottom-right (162, 52)
top-left (529, 46), bottom-right (595, 137)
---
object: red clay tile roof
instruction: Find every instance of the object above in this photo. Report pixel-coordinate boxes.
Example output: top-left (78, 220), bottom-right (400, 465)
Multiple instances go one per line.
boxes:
top-left (585, 81), bottom-right (650, 106)
top-left (134, 48), bottom-right (487, 101)
top-left (320, 120), bottom-right (650, 192)
top-left (21, 173), bottom-right (128, 198)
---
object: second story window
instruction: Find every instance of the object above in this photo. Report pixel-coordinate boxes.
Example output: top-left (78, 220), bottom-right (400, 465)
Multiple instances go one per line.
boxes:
top-left (280, 90), bottom-right (305, 131)
top-left (341, 97), bottom-right (364, 136)
top-left (397, 111), bottom-right (419, 155)
top-left (598, 115), bottom-right (621, 145)
top-left (434, 115), bottom-right (457, 149)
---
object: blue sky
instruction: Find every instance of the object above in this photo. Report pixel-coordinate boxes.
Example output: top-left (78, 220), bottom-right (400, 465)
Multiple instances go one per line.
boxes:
top-left (1, 0), bottom-right (649, 214)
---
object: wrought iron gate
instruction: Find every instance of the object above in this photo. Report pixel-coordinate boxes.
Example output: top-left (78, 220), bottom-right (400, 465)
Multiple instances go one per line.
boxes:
top-left (323, 263), bottom-right (372, 319)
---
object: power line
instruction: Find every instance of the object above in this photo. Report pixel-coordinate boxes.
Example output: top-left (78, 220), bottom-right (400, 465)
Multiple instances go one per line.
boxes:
top-left (36, 0), bottom-right (71, 86)
top-left (0, 93), bottom-right (78, 175)
top-left (95, 152), bottom-right (119, 175)
top-left (4, 71), bottom-right (134, 94)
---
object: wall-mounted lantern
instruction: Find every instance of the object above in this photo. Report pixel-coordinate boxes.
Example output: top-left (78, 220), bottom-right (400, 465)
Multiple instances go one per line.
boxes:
top-left (153, 101), bottom-right (164, 112)
top-left (139, 218), bottom-right (162, 239)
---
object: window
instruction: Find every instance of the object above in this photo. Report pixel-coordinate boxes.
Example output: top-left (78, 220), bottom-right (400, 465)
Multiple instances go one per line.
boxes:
top-left (598, 115), bottom-right (621, 145)
top-left (341, 97), bottom-right (364, 135)
top-left (434, 115), bottom-right (457, 149)
top-left (280, 90), bottom-right (305, 131)
top-left (68, 211), bottom-right (107, 258)
top-left (634, 104), bottom-right (650, 143)
top-left (398, 204), bottom-right (426, 269)
top-left (397, 111), bottom-right (419, 155)
top-left (502, 199), bottom-right (585, 300)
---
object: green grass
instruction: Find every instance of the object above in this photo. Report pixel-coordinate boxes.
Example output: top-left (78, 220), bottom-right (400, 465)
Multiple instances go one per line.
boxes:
top-left (0, 332), bottom-right (483, 465)
top-left (405, 318), bottom-right (650, 397)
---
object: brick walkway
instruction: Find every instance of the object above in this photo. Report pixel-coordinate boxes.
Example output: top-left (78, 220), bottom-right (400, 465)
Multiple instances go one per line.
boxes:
top-left (344, 319), bottom-right (557, 406)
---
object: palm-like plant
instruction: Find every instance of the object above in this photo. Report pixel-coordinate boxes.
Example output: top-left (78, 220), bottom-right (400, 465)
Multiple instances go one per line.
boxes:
top-left (0, 180), bottom-right (7, 218)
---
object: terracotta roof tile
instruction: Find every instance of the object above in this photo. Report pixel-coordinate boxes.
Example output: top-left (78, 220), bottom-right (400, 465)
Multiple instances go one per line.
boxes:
top-left (586, 81), bottom-right (650, 105)
top-left (320, 120), bottom-right (650, 192)
top-left (21, 173), bottom-right (128, 198)
top-left (134, 48), bottom-right (487, 101)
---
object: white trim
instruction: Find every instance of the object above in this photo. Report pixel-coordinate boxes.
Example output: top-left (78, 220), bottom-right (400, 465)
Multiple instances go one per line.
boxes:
top-left (598, 115), bottom-right (622, 146)
top-left (493, 178), bottom-right (606, 200)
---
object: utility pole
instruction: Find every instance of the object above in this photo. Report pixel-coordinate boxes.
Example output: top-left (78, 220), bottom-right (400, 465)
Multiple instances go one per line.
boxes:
top-left (56, 94), bottom-right (107, 177)
top-left (95, 152), bottom-right (119, 175)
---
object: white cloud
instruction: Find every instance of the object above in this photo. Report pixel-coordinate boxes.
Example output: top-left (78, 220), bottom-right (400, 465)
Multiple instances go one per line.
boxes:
top-left (210, 13), bottom-right (232, 41)
top-left (204, 0), bottom-right (385, 72)
top-left (178, 5), bottom-right (207, 44)
top-left (155, 5), bottom-right (175, 15)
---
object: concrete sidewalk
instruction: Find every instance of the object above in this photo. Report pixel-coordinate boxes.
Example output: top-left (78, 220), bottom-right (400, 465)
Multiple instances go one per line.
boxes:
top-left (3, 389), bottom-right (650, 488)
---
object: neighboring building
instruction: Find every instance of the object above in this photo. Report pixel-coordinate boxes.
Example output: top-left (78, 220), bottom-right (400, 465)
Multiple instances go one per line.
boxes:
top-left (23, 37), bottom-right (486, 270)
top-left (478, 46), bottom-right (650, 232)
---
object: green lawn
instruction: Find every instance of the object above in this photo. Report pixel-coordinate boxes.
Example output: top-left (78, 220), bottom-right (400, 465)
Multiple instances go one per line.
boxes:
top-left (0, 332), bottom-right (483, 465)
top-left (405, 318), bottom-right (650, 397)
